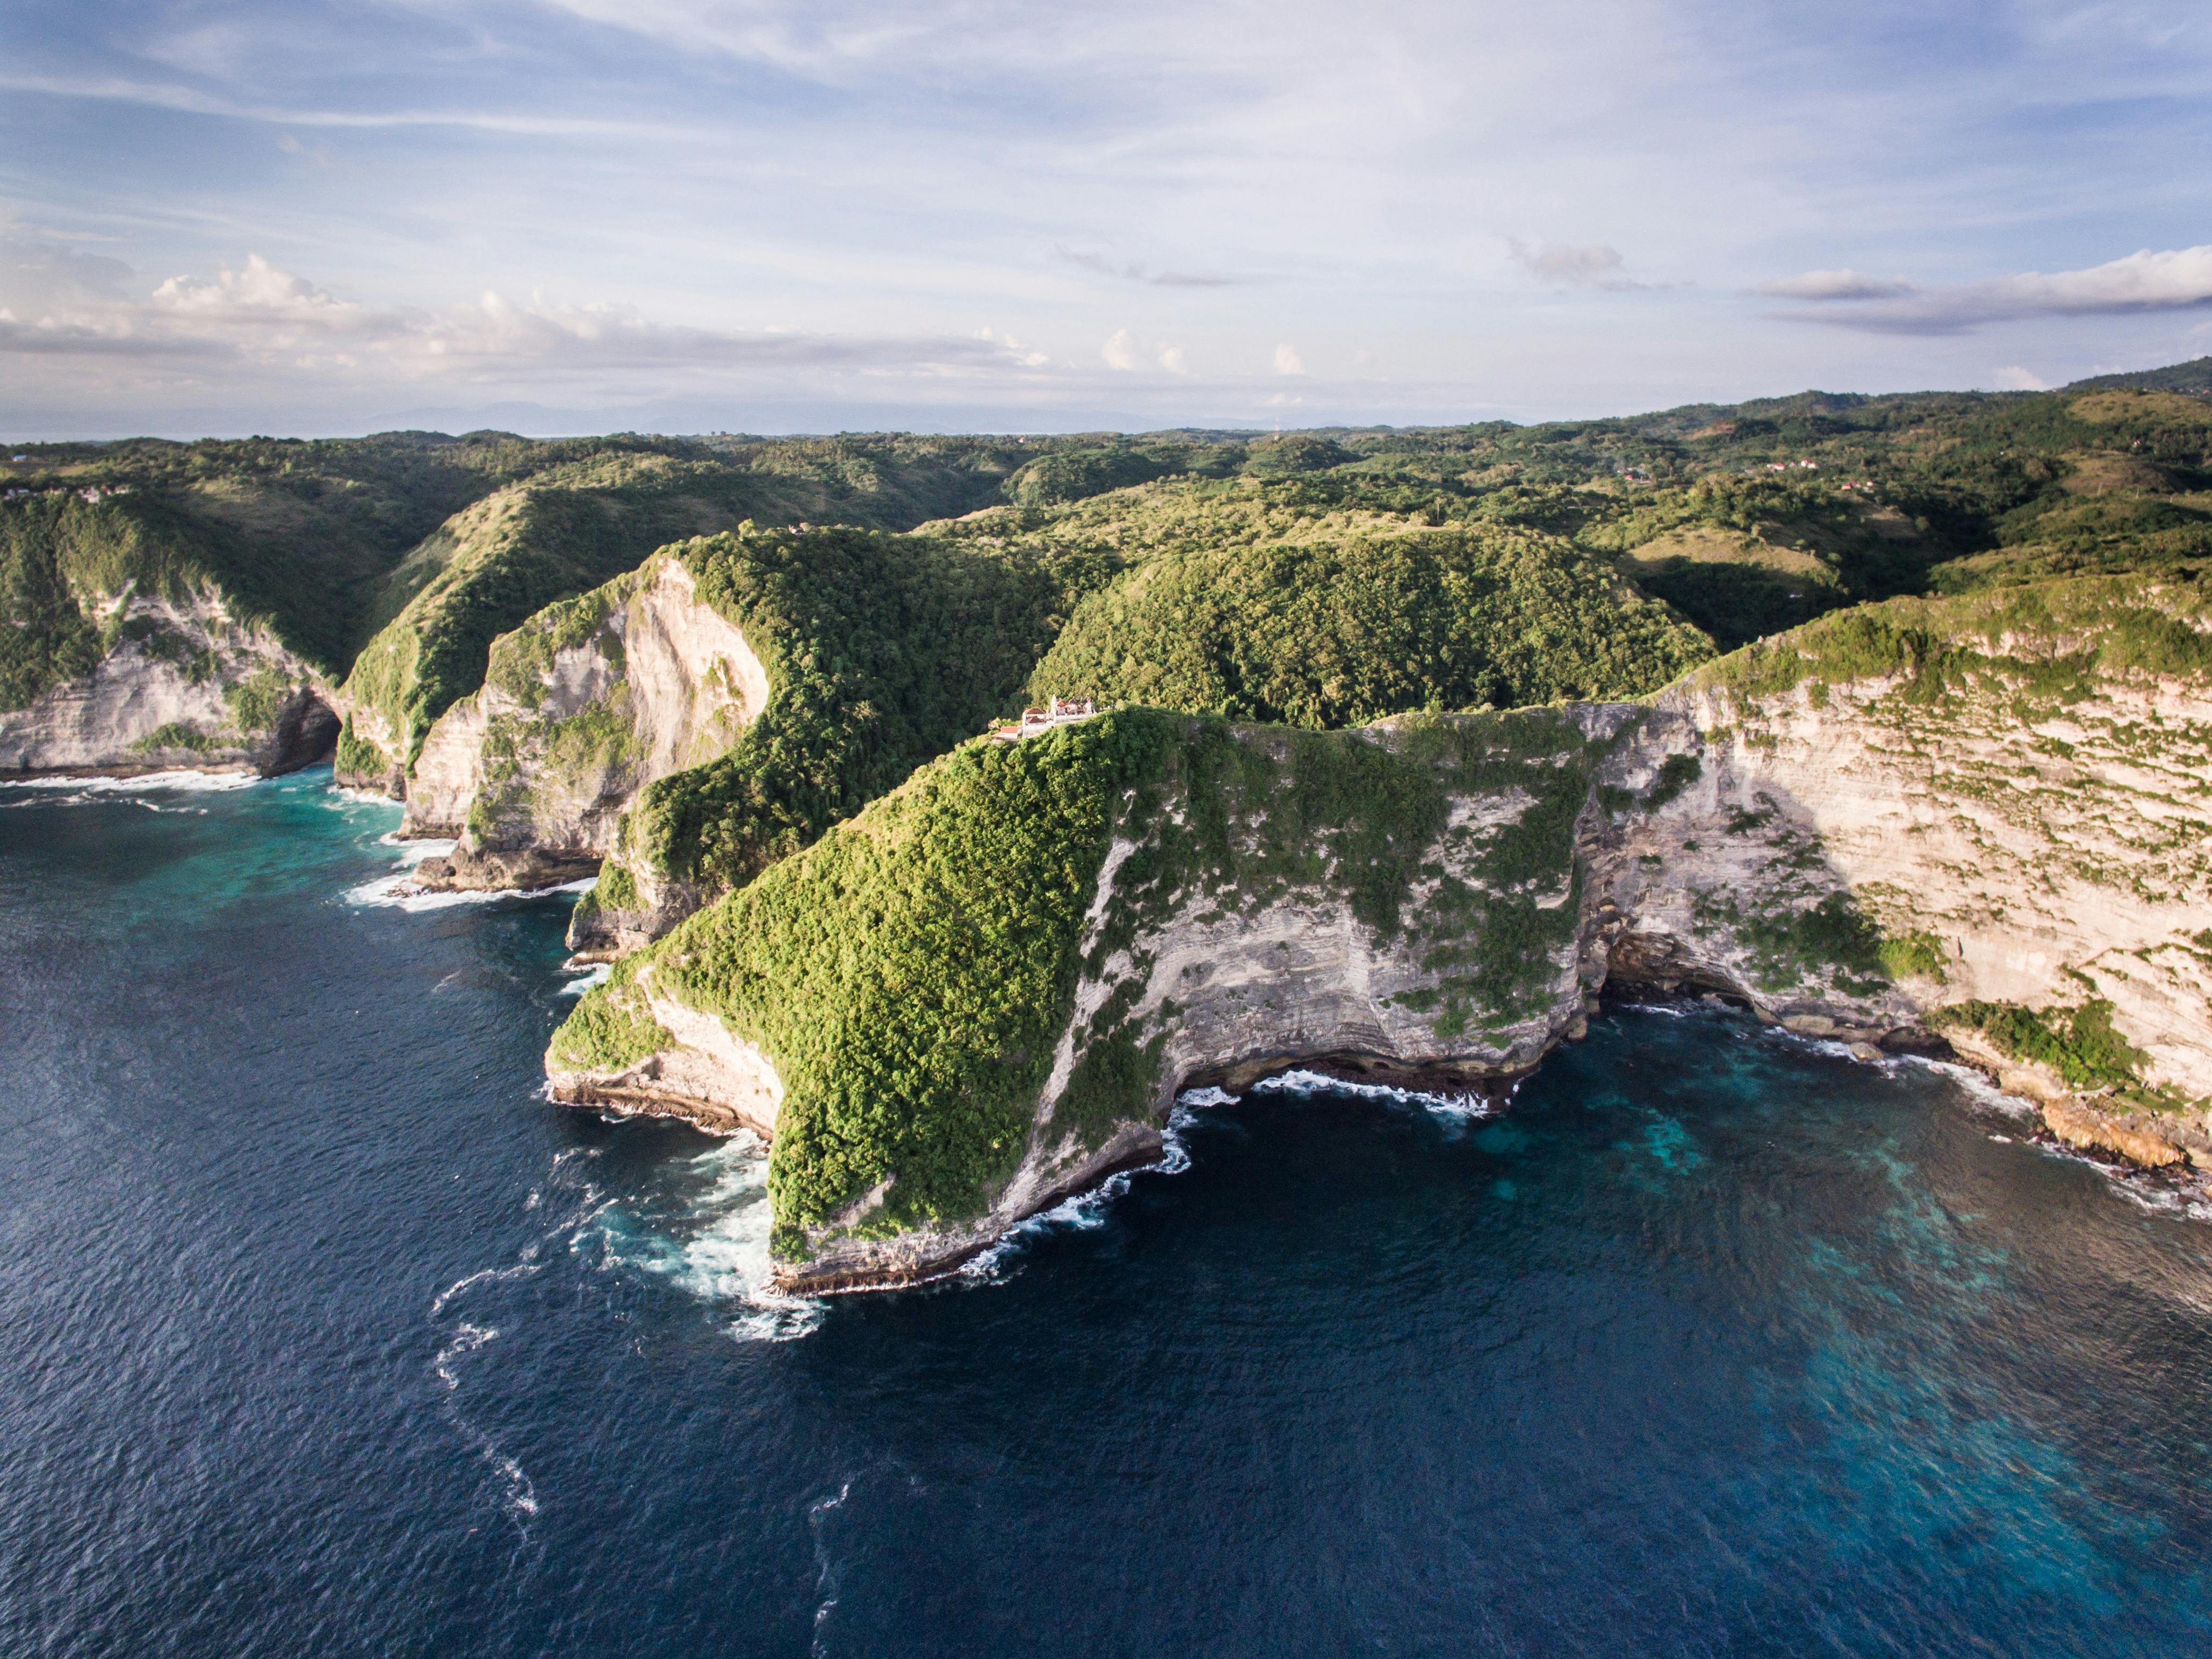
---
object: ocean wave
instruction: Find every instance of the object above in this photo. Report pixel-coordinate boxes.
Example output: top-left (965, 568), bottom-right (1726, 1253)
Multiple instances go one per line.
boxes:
top-left (327, 782), bottom-right (401, 805)
top-left (0, 767), bottom-right (260, 794)
top-left (343, 870), bottom-right (594, 911)
top-left (593, 1135), bottom-right (826, 1341)
top-left (960, 1104), bottom-right (1202, 1285)
top-left (430, 1321), bottom-right (541, 1525)
top-left (431, 1250), bottom-right (546, 1317)
top-left (558, 963), bottom-right (613, 997)
top-left (1904, 1056), bottom-right (2035, 1118)
top-left (376, 832), bottom-right (457, 864)
top-left (1240, 1066), bottom-right (1498, 1122)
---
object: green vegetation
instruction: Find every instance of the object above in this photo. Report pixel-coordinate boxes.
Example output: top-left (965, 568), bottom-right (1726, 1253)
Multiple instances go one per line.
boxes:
top-left (0, 428), bottom-right (1044, 742)
top-left (223, 665), bottom-right (293, 734)
top-left (1, 434), bottom-right (542, 701)
top-left (1876, 931), bottom-right (1949, 983)
top-left (1644, 753), bottom-right (1702, 809)
top-left (0, 497), bottom-right (109, 709)
top-left (1027, 520), bottom-right (1711, 724)
top-left (621, 521), bottom-right (1100, 899)
top-left (334, 717), bottom-right (393, 784)
top-left (130, 721), bottom-right (221, 755)
top-left (338, 442), bottom-right (1035, 769)
top-left (546, 956), bottom-right (668, 1073)
top-left (1738, 892), bottom-right (1890, 996)
top-left (2066, 358), bottom-right (2212, 398)
top-left (552, 703), bottom-right (1615, 1250)
top-left (1695, 573), bottom-right (2212, 708)
top-left (593, 860), bottom-right (640, 912)
top-left (10, 374), bottom-right (2212, 732)
top-left (455, 564), bottom-right (654, 850)
top-left (1933, 998), bottom-right (2168, 1109)
top-left (639, 713), bottom-right (1163, 1236)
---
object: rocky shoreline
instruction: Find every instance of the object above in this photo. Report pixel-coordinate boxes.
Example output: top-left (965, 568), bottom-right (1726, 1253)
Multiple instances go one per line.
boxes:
top-left (553, 971), bottom-right (2209, 1298)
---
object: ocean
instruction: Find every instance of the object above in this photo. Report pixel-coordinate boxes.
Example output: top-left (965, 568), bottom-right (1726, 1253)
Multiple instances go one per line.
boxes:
top-left (4, 766), bottom-right (2211, 1658)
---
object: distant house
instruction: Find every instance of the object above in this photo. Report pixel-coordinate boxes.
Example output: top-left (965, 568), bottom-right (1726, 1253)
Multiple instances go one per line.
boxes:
top-left (993, 697), bottom-right (1100, 742)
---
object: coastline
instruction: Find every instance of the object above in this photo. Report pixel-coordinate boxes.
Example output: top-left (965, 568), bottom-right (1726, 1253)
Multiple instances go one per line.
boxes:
top-left (557, 978), bottom-right (2212, 1297)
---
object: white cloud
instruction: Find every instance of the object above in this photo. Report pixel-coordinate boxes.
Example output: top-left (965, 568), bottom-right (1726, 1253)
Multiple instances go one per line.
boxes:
top-left (0, 247), bottom-right (1026, 390)
top-left (1157, 343), bottom-right (1188, 374)
top-left (1993, 365), bottom-right (2052, 391)
top-left (1506, 238), bottom-right (1641, 292)
top-left (1769, 245), bottom-right (2212, 335)
top-left (1055, 247), bottom-right (1246, 288)
top-left (1758, 269), bottom-right (1914, 300)
top-left (1100, 327), bottom-right (1137, 371)
top-left (1273, 342), bottom-right (1303, 376)
top-left (154, 254), bottom-right (361, 324)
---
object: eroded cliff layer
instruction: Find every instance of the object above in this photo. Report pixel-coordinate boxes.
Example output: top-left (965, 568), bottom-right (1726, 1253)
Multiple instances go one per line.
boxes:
top-left (546, 573), bottom-right (2212, 1293)
top-left (0, 582), bottom-right (337, 777)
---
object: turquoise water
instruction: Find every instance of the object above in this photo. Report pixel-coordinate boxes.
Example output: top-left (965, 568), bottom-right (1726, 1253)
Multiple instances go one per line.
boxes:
top-left (4, 767), bottom-right (2212, 1657)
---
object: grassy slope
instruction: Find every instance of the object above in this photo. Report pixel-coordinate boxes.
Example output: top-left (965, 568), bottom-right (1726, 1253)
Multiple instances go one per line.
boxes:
top-left (0, 429), bottom-right (1040, 732)
top-left (559, 715), bottom-right (1158, 1242)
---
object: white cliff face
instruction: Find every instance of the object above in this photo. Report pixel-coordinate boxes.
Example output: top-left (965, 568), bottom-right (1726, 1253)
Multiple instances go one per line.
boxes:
top-left (0, 585), bottom-right (337, 776)
top-left (544, 963), bottom-right (786, 1137)
top-left (1610, 673), bottom-right (2212, 1109)
top-left (402, 554), bottom-right (769, 889)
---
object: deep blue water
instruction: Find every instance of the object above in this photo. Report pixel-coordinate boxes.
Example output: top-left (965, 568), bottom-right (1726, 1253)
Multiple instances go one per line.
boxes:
top-left (6, 768), bottom-right (2212, 1658)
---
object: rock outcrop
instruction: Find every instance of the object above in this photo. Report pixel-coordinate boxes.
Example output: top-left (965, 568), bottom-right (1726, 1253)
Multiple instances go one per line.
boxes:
top-left (401, 552), bottom-right (769, 893)
top-left (0, 584), bottom-right (338, 777)
top-left (546, 576), bottom-right (2212, 1294)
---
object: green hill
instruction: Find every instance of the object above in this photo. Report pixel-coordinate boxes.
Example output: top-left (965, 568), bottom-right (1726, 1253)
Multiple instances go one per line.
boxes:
top-left (2066, 358), bottom-right (2212, 399)
top-left (1027, 516), bottom-right (1711, 723)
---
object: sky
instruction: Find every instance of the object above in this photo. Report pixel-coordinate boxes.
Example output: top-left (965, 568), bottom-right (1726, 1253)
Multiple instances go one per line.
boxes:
top-left (4, 0), bottom-right (2212, 438)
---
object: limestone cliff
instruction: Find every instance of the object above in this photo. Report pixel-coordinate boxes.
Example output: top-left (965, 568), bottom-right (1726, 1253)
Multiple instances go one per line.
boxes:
top-left (0, 582), bottom-right (338, 777)
top-left (545, 574), bottom-right (2212, 1292)
top-left (401, 552), bottom-right (769, 893)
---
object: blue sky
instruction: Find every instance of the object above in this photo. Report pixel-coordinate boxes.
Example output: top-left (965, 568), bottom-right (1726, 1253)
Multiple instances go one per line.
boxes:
top-left (4, 0), bottom-right (2211, 437)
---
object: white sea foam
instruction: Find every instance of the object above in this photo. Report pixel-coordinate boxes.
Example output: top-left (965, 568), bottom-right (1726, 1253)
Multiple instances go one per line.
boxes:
top-left (1904, 1056), bottom-right (2035, 1118)
top-left (1177, 1086), bottom-right (1237, 1109)
top-left (558, 963), bottom-right (613, 997)
top-left (594, 1135), bottom-right (826, 1340)
top-left (343, 870), bottom-right (594, 911)
top-left (377, 832), bottom-right (457, 864)
top-left (0, 767), bottom-right (260, 793)
top-left (1241, 1066), bottom-right (1497, 1122)
top-left (430, 1321), bottom-right (542, 1524)
top-left (960, 1102), bottom-right (1205, 1285)
top-left (808, 1481), bottom-right (852, 1654)
top-left (431, 1251), bottom-right (545, 1317)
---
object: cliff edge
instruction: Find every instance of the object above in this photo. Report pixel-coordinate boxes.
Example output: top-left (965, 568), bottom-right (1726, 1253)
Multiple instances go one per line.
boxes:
top-left (545, 573), bottom-right (2212, 1293)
